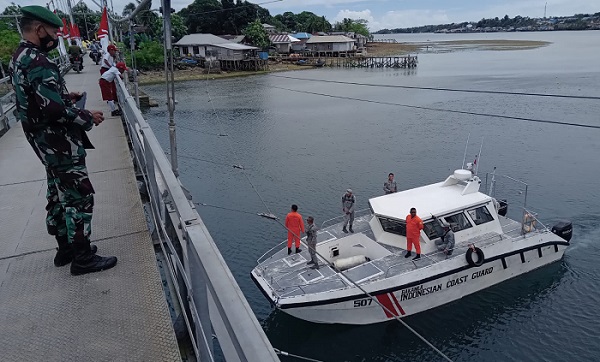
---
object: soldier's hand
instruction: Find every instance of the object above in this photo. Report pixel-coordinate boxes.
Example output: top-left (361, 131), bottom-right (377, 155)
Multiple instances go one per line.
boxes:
top-left (69, 92), bottom-right (82, 101)
top-left (92, 111), bottom-right (104, 126)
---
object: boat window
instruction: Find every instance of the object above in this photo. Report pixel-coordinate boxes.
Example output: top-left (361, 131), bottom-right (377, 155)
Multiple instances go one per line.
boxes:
top-left (423, 221), bottom-right (444, 240)
top-left (444, 213), bottom-right (472, 232)
top-left (378, 217), bottom-right (406, 236)
top-left (467, 205), bottom-right (495, 225)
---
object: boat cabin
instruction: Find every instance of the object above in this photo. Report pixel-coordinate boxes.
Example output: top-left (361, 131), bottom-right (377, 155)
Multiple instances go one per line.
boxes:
top-left (368, 170), bottom-right (504, 254)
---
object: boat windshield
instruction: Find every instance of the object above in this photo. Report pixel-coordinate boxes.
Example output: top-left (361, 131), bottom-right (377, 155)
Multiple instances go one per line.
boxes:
top-left (378, 216), bottom-right (406, 236)
top-left (423, 221), bottom-right (443, 240)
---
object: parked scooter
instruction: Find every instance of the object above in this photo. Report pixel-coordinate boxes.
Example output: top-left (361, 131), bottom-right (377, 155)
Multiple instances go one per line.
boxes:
top-left (71, 55), bottom-right (83, 73)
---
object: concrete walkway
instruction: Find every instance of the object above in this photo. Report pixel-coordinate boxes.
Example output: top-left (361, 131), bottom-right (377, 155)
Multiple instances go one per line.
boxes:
top-left (0, 58), bottom-right (181, 360)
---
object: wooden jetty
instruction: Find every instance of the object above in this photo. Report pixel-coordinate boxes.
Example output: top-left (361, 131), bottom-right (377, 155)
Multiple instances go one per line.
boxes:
top-left (322, 55), bottom-right (418, 69)
top-left (371, 39), bottom-right (399, 43)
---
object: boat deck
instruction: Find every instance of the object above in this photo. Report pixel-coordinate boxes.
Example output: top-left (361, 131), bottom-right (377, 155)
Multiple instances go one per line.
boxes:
top-left (257, 213), bottom-right (537, 299)
top-left (0, 59), bottom-right (181, 360)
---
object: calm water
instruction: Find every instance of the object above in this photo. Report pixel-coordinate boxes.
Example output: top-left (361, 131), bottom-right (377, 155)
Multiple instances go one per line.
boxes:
top-left (142, 31), bottom-right (600, 361)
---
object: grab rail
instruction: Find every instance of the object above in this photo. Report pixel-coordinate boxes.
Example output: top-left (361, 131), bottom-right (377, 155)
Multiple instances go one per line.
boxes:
top-left (115, 77), bottom-right (279, 362)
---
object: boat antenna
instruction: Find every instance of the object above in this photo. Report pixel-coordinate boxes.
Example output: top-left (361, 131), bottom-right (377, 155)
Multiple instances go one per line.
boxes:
top-left (475, 137), bottom-right (484, 175)
top-left (461, 133), bottom-right (470, 169)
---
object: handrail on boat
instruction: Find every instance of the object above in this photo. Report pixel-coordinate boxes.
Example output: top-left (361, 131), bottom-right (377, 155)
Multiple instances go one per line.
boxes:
top-left (257, 208), bottom-right (372, 265)
top-left (277, 278), bottom-right (349, 299)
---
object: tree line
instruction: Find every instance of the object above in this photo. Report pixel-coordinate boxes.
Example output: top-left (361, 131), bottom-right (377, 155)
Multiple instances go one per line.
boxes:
top-left (375, 12), bottom-right (600, 34)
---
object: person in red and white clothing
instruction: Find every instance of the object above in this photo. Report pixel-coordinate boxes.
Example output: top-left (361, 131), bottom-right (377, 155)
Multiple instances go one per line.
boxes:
top-left (99, 61), bottom-right (127, 116)
top-left (100, 44), bottom-right (118, 75)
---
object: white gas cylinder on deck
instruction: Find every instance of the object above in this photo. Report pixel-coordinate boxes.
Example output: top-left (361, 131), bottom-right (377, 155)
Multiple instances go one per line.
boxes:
top-left (333, 255), bottom-right (369, 271)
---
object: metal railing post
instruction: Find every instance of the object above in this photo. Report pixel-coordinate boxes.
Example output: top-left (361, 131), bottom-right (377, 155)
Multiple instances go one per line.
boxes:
top-left (114, 72), bottom-right (280, 362)
top-left (129, 21), bottom-right (140, 108)
top-left (161, 0), bottom-right (178, 176)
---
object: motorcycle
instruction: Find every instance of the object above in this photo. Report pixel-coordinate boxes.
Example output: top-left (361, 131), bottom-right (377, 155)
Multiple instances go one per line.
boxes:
top-left (89, 50), bottom-right (100, 65)
top-left (71, 55), bottom-right (83, 73)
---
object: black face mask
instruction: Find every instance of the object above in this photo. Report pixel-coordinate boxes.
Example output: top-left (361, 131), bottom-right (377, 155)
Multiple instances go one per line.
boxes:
top-left (38, 27), bottom-right (59, 52)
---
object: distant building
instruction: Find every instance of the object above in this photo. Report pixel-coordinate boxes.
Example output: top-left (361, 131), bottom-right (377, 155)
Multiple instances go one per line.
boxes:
top-left (305, 35), bottom-right (356, 55)
top-left (289, 32), bottom-right (311, 52)
top-left (219, 35), bottom-right (247, 44)
top-left (269, 34), bottom-right (300, 53)
top-left (262, 24), bottom-right (277, 34)
top-left (174, 33), bottom-right (257, 61)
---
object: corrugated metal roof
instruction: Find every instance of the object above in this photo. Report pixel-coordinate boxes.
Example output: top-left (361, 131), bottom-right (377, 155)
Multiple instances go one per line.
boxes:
top-left (291, 32), bottom-right (312, 39)
top-left (175, 33), bottom-right (231, 46)
top-left (306, 35), bottom-right (356, 44)
top-left (215, 43), bottom-right (258, 50)
top-left (218, 35), bottom-right (246, 43)
top-left (175, 33), bottom-right (257, 50)
top-left (269, 34), bottom-right (299, 43)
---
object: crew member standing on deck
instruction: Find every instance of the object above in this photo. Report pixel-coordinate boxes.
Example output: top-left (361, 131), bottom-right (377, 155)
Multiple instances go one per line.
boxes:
top-left (285, 204), bottom-right (304, 255)
top-left (10, 6), bottom-right (117, 275)
top-left (383, 173), bottom-right (397, 194)
top-left (405, 207), bottom-right (423, 260)
top-left (342, 189), bottom-right (356, 233)
top-left (305, 216), bottom-right (319, 268)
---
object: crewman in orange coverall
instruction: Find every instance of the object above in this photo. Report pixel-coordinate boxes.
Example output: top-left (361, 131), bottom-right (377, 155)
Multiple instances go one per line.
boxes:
top-left (405, 207), bottom-right (424, 260)
top-left (285, 204), bottom-right (305, 255)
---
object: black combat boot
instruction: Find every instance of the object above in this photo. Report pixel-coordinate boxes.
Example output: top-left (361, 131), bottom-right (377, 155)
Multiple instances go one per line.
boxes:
top-left (288, 248), bottom-right (292, 255)
top-left (296, 247), bottom-right (302, 253)
top-left (404, 251), bottom-right (412, 258)
top-left (342, 226), bottom-right (348, 233)
top-left (70, 243), bottom-right (117, 276)
top-left (349, 225), bottom-right (354, 233)
top-left (413, 254), bottom-right (421, 260)
top-left (54, 235), bottom-right (98, 267)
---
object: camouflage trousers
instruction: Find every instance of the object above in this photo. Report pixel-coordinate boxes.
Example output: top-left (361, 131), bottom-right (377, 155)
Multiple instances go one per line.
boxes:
top-left (45, 163), bottom-right (95, 245)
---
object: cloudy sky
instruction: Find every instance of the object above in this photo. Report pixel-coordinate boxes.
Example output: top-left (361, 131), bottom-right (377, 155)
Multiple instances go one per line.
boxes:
top-left (3, 0), bottom-right (598, 31)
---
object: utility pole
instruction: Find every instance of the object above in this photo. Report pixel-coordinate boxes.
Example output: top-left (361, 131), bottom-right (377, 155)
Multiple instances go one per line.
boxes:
top-left (544, 2), bottom-right (547, 19)
top-left (129, 22), bottom-right (140, 108)
top-left (161, 0), bottom-right (178, 176)
top-left (66, 0), bottom-right (75, 28)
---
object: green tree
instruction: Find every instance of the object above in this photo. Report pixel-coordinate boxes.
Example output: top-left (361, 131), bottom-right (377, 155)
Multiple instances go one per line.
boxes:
top-left (72, 2), bottom-right (101, 40)
top-left (333, 18), bottom-right (370, 36)
top-left (125, 40), bottom-right (164, 70)
top-left (0, 29), bottom-right (21, 65)
top-left (179, 0), bottom-right (222, 33)
top-left (152, 14), bottom-right (188, 42)
top-left (243, 19), bottom-right (269, 49)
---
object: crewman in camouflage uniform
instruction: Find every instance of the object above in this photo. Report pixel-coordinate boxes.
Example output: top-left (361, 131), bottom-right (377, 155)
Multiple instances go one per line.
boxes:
top-left (10, 6), bottom-right (117, 275)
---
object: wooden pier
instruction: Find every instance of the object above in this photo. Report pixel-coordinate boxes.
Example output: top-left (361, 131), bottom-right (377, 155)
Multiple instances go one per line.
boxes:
top-left (322, 55), bottom-right (418, 69)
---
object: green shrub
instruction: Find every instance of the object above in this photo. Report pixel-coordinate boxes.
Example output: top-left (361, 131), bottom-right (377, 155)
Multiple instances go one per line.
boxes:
top-left (126, 40), bottom-right (164, 70)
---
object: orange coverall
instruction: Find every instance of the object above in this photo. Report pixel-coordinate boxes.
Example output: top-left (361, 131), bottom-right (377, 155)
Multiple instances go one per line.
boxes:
top-left (285, 211), bottom-right (305, 249)
top-left (405, 214), bottom-right (424, 254)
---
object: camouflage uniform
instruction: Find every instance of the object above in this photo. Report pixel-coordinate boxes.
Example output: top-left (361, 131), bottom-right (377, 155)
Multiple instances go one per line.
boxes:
top-left (10, 40), bottom-right (95, 246)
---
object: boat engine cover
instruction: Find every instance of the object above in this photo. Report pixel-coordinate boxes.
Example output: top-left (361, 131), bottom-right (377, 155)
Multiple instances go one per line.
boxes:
top-left (551, 221), bottom-right (572, 242)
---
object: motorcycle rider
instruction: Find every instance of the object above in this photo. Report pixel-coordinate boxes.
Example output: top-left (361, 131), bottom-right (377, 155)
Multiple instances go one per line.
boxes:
top-left (89, 40), bottom-right (101, 64)
top-left (68, 39), bottom-right (83, 69)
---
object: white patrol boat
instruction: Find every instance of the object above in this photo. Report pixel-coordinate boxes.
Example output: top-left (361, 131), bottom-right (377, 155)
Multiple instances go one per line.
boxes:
top-left (251, 169), bottom-right (572, 325)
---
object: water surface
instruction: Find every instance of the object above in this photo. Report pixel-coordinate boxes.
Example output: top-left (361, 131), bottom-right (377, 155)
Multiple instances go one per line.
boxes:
top-left (142, 31), bottom-right (600, 361)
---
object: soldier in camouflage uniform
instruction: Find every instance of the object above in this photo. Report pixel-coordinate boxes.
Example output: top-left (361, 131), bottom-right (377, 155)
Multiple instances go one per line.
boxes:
top-left (10, 6), bottom-right (117, 275)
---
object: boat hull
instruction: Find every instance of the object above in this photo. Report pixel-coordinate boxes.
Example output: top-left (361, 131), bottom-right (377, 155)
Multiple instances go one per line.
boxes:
top-left (275, 239), bottom-right (568, 325)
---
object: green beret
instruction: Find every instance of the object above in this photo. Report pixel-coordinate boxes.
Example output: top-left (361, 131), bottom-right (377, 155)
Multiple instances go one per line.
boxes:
top-left (21, 5), bottom-right (63, 28)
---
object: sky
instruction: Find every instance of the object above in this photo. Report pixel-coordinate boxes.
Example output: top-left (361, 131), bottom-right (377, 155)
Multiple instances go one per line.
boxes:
top-left (3, 0), bottom-right (598, 31)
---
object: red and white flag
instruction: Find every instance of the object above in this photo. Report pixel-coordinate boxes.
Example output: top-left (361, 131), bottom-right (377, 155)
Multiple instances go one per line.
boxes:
top-left (97, 6), bottom-right (110, 53)
top-left (62, 18), bottom-right (70, 39)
